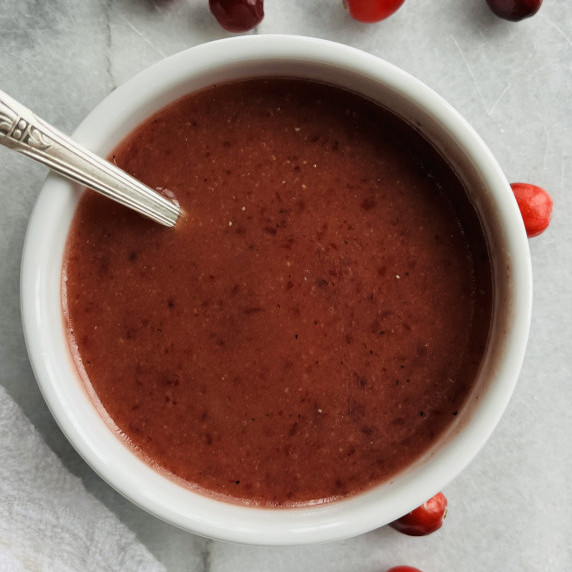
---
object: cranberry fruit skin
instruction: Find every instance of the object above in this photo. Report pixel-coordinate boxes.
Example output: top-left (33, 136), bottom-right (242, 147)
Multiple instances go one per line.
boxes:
top-left (389, 491), bottom-right (447, 536)
top-left (387, 567), bottom-right (423, 572)
top-left (485, 0), bottom-right (542, 21)
top-left (209, 0), bottom-right (264, 33)
top-left (344, 0), bottom-right (406, 23)
top-left (511, 182), bottom-right (553, 237)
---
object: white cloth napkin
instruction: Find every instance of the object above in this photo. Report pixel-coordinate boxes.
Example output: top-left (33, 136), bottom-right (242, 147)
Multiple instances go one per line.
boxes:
top-left (0, 385), bottom-right (165, 572)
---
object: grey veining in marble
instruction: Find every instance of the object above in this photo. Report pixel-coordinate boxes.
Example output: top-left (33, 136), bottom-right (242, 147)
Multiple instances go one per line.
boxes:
top-left (1, 1), bottom-right (571, 571)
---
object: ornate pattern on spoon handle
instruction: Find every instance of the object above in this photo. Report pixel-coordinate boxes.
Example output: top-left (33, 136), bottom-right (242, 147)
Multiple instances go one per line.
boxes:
top-left (0, 95), bottom-right (52, 152)
top-left (0, 90), bottom-right (179, 227)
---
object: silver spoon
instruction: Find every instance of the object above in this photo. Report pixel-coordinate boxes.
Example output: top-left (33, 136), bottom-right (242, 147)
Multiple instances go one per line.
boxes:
top-left (0, 89), bottom-right (180, 227)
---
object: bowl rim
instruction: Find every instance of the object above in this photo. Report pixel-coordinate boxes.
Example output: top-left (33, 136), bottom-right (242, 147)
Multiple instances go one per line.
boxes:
top-left (20, 34), bottom-right (532, 545)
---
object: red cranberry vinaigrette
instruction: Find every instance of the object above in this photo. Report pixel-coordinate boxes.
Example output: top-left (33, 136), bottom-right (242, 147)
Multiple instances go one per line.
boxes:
top-left (62, 79), bottom-right (493, 507)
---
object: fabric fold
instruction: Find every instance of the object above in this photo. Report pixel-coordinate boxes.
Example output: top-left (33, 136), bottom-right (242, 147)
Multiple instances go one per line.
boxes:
top-left (0, 385), bottom-right (165, 572)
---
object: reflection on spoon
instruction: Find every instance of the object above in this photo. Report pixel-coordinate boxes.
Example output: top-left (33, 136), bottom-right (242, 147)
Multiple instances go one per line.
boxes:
top-left (0, 89), bottom-right (180, 228)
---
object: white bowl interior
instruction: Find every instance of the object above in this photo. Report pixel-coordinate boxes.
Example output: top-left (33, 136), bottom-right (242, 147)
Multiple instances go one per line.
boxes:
top-left (20, 35), bottom-right (532, 545)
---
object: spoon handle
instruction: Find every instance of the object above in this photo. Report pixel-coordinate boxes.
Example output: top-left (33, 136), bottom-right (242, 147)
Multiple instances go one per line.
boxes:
top-left (0, 89), bottom-right (179, 227)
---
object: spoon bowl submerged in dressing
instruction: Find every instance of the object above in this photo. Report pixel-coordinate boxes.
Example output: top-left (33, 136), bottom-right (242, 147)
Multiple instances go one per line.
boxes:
top-left (0, 88), bottom-right (179, 227)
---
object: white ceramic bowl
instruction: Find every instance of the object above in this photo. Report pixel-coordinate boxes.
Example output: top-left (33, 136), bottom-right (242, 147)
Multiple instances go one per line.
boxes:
top-left (21, 35), bottom-right (532, 545)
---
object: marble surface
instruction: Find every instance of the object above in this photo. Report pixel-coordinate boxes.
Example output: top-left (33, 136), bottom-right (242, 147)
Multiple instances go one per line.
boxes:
top-left (1, 1), bottom-right (571, 570)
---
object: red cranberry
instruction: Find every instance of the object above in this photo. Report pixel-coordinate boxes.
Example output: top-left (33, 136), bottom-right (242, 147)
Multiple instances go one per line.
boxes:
top-left (209, 0), bottom-right (264, 32)
top-left (485, 0), bottom-right (543, 21)
top-left (511, 182), bottom-right (553, 237)
top-left (389, 491), bottom-right (447, 536)
top-left (344, 0), bottom-right (406, 23)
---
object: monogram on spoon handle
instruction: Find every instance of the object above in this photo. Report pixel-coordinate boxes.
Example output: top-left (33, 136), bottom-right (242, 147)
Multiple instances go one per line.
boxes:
top-left (0, 89), bottom-right (180, 227)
